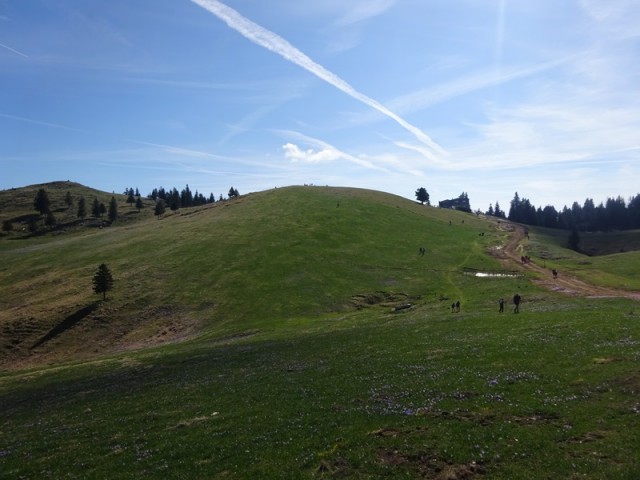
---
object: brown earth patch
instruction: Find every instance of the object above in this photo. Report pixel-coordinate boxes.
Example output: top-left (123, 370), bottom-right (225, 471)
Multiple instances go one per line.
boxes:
top-left (350, 291), bottom-right (410, 309)
top-left (564, 430), bottom-right (608, 444)
top-left (377, 448), bottom-right (486, 479)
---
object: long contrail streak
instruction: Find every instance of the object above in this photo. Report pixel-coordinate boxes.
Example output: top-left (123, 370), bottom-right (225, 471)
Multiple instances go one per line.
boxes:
top-left (190, 0), bottom-right (446, 157)
top-left (0, 42), bottom-right (28, 58)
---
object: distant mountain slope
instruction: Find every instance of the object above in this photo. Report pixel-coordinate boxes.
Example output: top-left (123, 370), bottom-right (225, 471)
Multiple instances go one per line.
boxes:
top-left (0, 180), bottom-right (158, 237)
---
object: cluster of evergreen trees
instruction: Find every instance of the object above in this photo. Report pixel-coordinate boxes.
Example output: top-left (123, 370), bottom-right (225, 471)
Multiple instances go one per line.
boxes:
top-left (146, 185), bottom-right (239, 212)
top-left (29, 188), bottom-right (119, 230)
top-left (487, 192), bottom-right (640, 231)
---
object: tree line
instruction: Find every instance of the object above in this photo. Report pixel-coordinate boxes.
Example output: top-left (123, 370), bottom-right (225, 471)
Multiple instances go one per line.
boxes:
top-left (145, 185), bottom-right (239, 214)
top-left (486, 192), bottom-right (640, 232)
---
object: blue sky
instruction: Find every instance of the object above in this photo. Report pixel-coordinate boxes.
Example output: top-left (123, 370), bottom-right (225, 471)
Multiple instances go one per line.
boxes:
top-left (2, 0), bottom-right (639, 212)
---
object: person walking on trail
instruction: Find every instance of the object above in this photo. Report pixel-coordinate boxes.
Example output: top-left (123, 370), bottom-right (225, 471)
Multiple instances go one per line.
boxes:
top-left (498, 298), bottom-right (505, 313)
top-left (513, 293), bottom-right (521, 313)
top-left (455, 301), bottom-right (461, 313)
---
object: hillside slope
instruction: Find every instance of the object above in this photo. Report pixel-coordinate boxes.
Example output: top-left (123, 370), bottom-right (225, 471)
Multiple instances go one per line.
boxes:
top-left (1, 184), bottom-right (510, 369)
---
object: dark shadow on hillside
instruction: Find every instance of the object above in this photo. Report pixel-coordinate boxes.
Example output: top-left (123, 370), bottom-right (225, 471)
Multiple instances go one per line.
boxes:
top-left (31, 303), bottom-right (99, 349)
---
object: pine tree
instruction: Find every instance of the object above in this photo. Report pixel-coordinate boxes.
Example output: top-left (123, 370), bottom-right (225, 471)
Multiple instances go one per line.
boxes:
top-left (108, 196), bottom-right (118, 222)
top-left (64, 191), bottom-right (73, 209)
top-left (181, 184), bottom-right (193, 207)
top-left (568, 227), bottom-right (581, 252)
top-left (34, 188), bottom-right (51, 215)
top-left (154, 199), bottom-right (166, 217)
top-left (169, 188), bottom-right (180, 211)
top-left (92, 198), bottom-right (101, 218)
top-left (93, 263), bottom-right (114, 300)
top-left (135, 196), bottom-right (144, 212)
top-left (77, 197), bottom-right (86, 219)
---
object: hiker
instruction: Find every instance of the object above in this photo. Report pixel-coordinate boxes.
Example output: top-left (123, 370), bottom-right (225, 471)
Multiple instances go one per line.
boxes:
top-left (498, 298), bottom-right (504, 313)
top-left (419, 246), bottom-right (426, 256)
top-left (451, 303), bottom-right (455, 313)
top-left (552, 269), bottom-right (558, 279)
top-left (455, 301), bottom-right (461, 312)
top-left (513, 293), bottom-right (521, 313)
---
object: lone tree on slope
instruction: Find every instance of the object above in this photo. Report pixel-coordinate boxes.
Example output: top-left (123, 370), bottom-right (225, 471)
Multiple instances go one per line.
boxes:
top-left (415, 187), bottom-right (430, 205)
top-left (93, 263), bottom-right (114, 300)
top-left (34, 188), bottom-right (51, 215)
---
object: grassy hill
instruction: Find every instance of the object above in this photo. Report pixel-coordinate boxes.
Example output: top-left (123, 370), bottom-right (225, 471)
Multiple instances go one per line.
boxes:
top-left (0, 184), bottom-right (507, 368)
top-left (1, 183), bottom-right (640, 478)
top-left (0, 181), bottom-right (156, 234)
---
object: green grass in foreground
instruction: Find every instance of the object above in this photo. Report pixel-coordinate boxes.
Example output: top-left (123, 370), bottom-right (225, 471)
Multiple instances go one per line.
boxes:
top-left (1, 295), bottom-right (640, 479)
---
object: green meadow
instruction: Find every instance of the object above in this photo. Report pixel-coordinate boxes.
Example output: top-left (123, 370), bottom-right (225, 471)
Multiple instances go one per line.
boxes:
top-left (1, 184), bottom-right (639, 478)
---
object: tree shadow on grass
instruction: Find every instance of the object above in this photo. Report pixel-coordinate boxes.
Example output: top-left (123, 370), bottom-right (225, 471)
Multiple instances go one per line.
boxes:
top-left (32, 302), bottom-right (99, 349)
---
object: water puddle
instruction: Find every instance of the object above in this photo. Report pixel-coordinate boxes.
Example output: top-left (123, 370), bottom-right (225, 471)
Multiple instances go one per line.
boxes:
top-left (463, 268), bottom-right (521, 278)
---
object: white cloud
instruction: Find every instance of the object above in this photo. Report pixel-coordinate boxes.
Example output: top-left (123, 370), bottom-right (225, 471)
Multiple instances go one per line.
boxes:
top-left (282, 143), bottom-right (343, 164)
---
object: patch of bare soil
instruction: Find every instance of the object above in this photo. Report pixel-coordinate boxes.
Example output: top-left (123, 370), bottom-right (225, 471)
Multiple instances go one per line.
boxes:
top-left (491, 222), bottom-right (640, 301)
top-left (563, 430), bottom-right (609, 444)
top-left (377, 448), bottom-right (486, 479)
top-left (0, 302), bottom-right (204, 371)
top-left (350, 291), bottom-right (410, 309)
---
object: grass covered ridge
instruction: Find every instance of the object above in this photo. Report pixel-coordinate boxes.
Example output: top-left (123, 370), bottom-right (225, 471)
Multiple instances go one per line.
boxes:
top-left (1, 185), bottom-right (502, 368)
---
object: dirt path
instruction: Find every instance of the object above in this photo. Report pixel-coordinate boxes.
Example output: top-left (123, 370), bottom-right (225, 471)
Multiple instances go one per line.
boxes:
top-left (492, 221), bottom-right (640, 301)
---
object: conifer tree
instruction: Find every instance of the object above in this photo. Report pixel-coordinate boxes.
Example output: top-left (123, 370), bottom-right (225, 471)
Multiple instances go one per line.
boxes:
top-left (77, 197), bottom-right (86, 219)
top-left (92, 198), bottom-right (101, 218)
top-left (93, 263), bottom-right (114, 300)
top-left (154, 199), bottom-right (166, 217)
top-left (568, 227), bottom-right (581, 252)
top-left (64, 191), bottom-right (73, 209)
top-left (108, 196), bottom-right (118, 222)
top-left (34, 188), bottom-right (51, 215)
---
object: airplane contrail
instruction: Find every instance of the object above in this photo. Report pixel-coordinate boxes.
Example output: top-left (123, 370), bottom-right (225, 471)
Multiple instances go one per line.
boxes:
top-left (0, 42), bottom-right (28, 58)
top-left (190, 0), bottom-right (446, 157)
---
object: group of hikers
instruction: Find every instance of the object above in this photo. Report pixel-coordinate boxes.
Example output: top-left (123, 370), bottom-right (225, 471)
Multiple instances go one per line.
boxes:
top-left (499, 294), bottom-right (521, 313)
top-left (451, 294), bottom-right (522, 314)
top-left (417, 243), bottom-right (530, 315)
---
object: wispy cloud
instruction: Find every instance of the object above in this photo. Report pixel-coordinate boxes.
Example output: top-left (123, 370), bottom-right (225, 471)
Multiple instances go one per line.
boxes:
top-left (389, 55), bottom-right (579, 116)
top-left (0, 113), bottom-right (84, 132)
top-left (130, 140), bottom-right (225, 159)
top-left (0, 42), bottom-right (28, 58)
top-left (332, 0), bottom-right (396, 28)
top-left (190, 0), bottom-right (445, 157)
